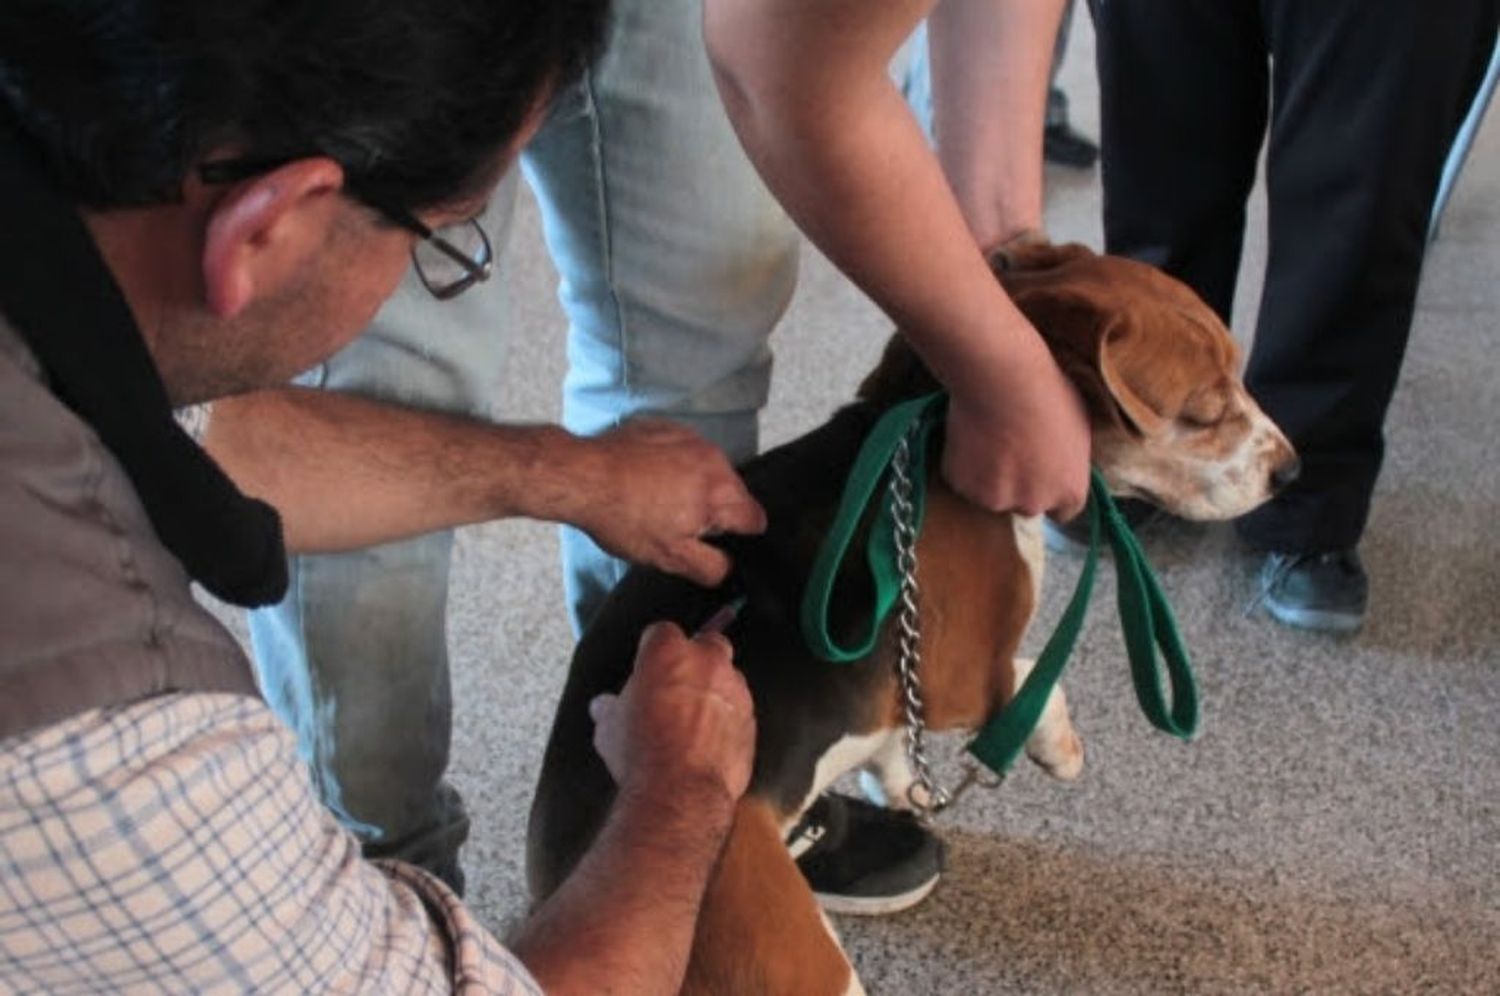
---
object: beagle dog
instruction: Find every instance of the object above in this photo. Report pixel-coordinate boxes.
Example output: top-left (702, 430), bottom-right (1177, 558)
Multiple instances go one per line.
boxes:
top-left (526, 242), bottom-right (1299, 995)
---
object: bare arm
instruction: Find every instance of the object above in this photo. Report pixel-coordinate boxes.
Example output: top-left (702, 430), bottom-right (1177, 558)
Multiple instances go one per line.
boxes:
top-left (705, 0), bottom-right (1088, 519)
top-left (510, 623), bottom-right (755, 994)
top-left (204, 388), bottom-right (765, 585)
top-left (510, 783), bottom-right (732, 994)
top-left (927, 0), bottom-right (1062, 248)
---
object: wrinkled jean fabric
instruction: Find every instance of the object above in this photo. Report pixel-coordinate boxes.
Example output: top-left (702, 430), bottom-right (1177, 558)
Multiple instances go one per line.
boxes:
top-left (248, 0), bottom-right (797, 887)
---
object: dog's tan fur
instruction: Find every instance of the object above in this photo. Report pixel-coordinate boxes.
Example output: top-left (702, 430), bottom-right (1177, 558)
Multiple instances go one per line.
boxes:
top-left (684, 800), bottom-right (862, 995)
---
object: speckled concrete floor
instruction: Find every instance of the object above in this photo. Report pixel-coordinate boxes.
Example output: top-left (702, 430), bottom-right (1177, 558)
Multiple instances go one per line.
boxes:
top-left (207, 18), bottom-right (1500, 995)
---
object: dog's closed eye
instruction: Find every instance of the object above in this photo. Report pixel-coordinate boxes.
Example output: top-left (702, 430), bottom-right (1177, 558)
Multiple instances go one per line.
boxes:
top-left (1178, 385), bottom-right (1229, 428)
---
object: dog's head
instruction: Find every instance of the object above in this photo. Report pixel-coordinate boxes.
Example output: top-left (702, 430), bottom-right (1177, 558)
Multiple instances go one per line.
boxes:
top-left (860, 241), bottom-right (1297, 521)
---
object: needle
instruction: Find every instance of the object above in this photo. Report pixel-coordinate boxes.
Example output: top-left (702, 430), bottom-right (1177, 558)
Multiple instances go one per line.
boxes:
top-left (694, 594), bottom-right (747, 637)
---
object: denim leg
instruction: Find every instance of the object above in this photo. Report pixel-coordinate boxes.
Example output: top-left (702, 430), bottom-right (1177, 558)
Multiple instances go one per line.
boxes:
top-left (1236, 0), bottom-right (1500, 552)
top-left (1091, 0), bottom-right (1268, 322)
top-left (521, 0), bottom-right (800, 634)
top-left (901, 23), bottom-right (937, 143)
top-left (249, 175), bottom-right (521, 892)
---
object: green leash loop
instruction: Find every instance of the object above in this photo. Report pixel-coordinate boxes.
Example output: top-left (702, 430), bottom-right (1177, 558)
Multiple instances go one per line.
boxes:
top-left (966, 469), bottom-right (1198, 775)
top-left (798, 395), bottom-right (1199, 777)
top-left (799, 392), bottom-right (946, 662)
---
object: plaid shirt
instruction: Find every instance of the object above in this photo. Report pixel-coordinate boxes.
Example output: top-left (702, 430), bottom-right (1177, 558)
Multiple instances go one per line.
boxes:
top-left (0, 693), bottom-right (541, 995)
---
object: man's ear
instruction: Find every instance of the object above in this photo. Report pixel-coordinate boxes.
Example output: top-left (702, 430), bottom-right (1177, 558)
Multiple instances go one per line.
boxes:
top-left (200, 158), bottom-right (347, 318)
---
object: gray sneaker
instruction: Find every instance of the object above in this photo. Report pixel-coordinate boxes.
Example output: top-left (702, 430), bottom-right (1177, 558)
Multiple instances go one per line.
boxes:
top-left (1258, 549), bottom-right (1368, 633)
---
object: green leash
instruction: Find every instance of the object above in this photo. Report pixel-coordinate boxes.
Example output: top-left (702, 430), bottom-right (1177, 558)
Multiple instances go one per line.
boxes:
top-left (799, 392), bottom-right (1199, 778)
top-left (800, 393), bottom-right (944, 663)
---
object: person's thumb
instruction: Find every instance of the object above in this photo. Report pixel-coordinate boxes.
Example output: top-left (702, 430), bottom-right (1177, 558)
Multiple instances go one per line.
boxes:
top-left (707, 481), bottom-right (768, 536)
top-left (670, 540), bottom-right (733, 587)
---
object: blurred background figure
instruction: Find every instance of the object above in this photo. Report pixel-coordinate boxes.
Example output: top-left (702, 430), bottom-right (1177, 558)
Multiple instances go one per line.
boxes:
top-left (1090, 0), bottom-right (1500, 633)
top-left (1041, 0), bottom-right (1099, 168)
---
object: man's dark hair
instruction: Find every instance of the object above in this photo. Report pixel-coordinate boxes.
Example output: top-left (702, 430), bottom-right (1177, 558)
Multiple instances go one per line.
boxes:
top-left (0, 0), bottom-right (609, 210)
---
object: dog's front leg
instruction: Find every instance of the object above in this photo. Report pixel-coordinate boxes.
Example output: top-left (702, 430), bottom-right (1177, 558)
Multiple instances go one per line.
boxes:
top-left (1014, 657), bottom-right (1085, 780)
top-left (685, 798), bottom-right (865, 996)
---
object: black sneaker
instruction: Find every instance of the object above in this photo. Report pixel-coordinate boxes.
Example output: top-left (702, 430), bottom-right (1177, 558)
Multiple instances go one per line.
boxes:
top-left (785, 793), bottom-right (944, 916)
top-left (1043, 497), bottom-right (1163, 555)
top-left (1044, 122), bottom-right (1100, 169)
top-left (1257, 549), bottom-right (1368, 634)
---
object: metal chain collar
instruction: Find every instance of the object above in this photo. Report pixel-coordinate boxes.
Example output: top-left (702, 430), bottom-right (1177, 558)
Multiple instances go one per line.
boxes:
top-left (889, 427), bottom-right (1005, 822)
top-left (887, 431), bottom-right (950, 818)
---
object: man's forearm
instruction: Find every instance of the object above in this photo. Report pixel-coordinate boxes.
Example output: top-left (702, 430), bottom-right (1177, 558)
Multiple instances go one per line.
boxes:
top-left (928, 0), bottom-right (1066, 248)
top-left (203, 387), bottom-right (597, 553)
top-left (705, 0), bottom-right (1061, 408)
top-left (510, 784), bottom-right (736, 995)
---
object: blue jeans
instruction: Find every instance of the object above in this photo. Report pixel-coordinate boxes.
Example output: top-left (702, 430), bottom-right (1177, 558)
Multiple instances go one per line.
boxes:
top-left (248, 0), bottom-right (798, 887)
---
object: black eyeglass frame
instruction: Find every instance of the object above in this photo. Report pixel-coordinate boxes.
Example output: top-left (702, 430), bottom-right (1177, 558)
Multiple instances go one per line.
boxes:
top-left (198, 157), bottom-right (493, 300)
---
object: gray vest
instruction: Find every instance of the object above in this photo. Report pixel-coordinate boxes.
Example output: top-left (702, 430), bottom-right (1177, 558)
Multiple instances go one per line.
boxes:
top-left (0, 316), bottom-right (256, 740)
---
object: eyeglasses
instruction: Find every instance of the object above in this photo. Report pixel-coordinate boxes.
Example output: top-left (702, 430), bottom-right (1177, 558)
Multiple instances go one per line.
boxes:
top-left (198, 157), bottom-right (494, 300)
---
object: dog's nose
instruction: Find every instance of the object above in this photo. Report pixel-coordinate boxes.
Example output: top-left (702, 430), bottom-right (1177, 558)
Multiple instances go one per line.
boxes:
top-left (1271, 456), bottom-right (1302, 492)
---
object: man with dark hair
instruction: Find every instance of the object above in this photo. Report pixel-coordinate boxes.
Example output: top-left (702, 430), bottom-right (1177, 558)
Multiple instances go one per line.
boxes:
top-left (0, 3), bottom-right (762, 991)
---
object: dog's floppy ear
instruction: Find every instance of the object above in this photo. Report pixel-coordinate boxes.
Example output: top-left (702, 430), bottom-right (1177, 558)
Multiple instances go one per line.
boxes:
top-left (995, 242), bottom-right (1169, 437)
top-left (996, 285), bottom-right (1136, 433)
top-left (1098, 321), bottom-right (1168, 437)
top-left (859, 239), bottom-right (1097, 408)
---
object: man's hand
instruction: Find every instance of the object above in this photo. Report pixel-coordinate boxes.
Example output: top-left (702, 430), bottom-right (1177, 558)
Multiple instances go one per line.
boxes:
top-left (513, 621), bottom-right (754, 994)
top-left (573, 420), bottom-right (768, 586)
top-left (589, 621), bottom-right (756, 809)
top-left (941, 335), bottom-right (1091, 521)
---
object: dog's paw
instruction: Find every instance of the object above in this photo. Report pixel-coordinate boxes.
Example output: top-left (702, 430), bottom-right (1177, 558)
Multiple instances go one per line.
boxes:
top-left (1027, 723), bottom-right (1085, 781)
top-left (1015, 657), bottom-right (1085, 780)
